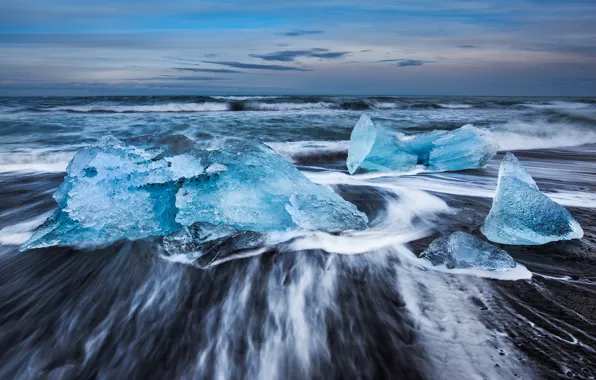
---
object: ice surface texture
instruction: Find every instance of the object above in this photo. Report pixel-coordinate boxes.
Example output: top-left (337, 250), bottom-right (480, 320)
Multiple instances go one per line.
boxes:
top-left (482, 152), bottom-right (583, 245)
top-left (22, 135), bottom-right (368, 250)
top-left (420, 231), bottom-right (517, 271)
top-left (346, 114), bottom-right (498, 174)
top-left (163, 222), bottom-right (266, 269)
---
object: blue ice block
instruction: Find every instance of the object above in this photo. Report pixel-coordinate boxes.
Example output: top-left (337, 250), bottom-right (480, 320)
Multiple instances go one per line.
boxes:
top-left (482, 152), bottom-right (583, 245)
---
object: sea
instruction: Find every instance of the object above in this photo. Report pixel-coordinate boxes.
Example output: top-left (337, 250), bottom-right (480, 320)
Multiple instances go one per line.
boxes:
top-left (0, 95), bottom-right (595, 379)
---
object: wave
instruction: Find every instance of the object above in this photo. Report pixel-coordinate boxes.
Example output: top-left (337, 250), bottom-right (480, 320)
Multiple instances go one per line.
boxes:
top-left (267, 140), bottom-right (349, 163)
top-left (0, 151), bottom-right (73, 173)
top-left (52, 102), bottom-right (230, 113)
top-left (25, 100), bottom-right (518, 114)
top-left (0, 212), bottom-right (51, 245)
top-left (238, 101), bottom-right (333, 111)
top-left (436, 103), bottom-right (473, 109)
top-left (521, 100), bottom-right (594, 110)
top-left (491, 119), bottom-right (596, 150)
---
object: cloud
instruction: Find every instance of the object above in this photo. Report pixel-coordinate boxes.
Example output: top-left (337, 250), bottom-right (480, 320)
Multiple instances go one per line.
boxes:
top-left (379, 58), bottom-right (431, 66)
top-left (204, 53), bottom-right (217, 58)
top-left (164, 56), bottom-right (204, 63)
top-left (202, 61), bottom-right (311, 71)
top-left (174, 67), bottom-right (244, 73)
top-left (397, 60), bottom-right (425, 67)
top-left (457, 45), bottom-right (477, 49)
top-left (131, 75), bottom-right (229, 81)
top-left (278, 30), bottom-right (324, 37)
top-left (250, 48), bottom-right (350, 62)
top-left (167, 76), bottom-right (228, 81)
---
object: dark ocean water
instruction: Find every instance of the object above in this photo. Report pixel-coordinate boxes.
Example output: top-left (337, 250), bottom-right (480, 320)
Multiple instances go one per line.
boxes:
top-left (0, 96), bottom-right (595, 379)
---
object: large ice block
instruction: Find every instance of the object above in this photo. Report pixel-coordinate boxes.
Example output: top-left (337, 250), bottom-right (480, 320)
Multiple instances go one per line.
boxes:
top-left (22, 135), bottom-right (368, 250)
top-left (175, 139), bottom-right (368, 232)
top-left (346, 115), bottom-right (498, 174)
top-left (420, 231), bottom-right (517, 271)
top-left (482, 152), bottom-right (583, 245)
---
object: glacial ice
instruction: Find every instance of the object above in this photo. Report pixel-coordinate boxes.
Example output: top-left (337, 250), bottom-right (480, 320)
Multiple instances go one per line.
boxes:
top-left (22, 135), bottom-right (368, 250)
top-left (420, 231), bottom-right (517, 271)
top-left (346, 114), bottom-right (498, 174)
top-left (347, 114), bottom-right (417, 174)
top-left (163, 222), bottom-right (266, 269)
top-left (482, 152), bottom-right (583, 245)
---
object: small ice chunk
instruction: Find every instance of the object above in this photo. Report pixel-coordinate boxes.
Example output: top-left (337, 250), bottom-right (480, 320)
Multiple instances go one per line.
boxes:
top-left (163, 222), bottom-right (266, 269)
top-left (346, 114), bottom-right (418, 174)
top-left (346, 115), bottom-right (498, 174)
top-left (482, 153), bottom-right (584, 245)
top-left (420, 231), bottom-right (516, 271)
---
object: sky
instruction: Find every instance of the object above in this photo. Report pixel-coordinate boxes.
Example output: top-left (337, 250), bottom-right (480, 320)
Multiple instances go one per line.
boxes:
top-left (0, 0), bottom-right (595, 96)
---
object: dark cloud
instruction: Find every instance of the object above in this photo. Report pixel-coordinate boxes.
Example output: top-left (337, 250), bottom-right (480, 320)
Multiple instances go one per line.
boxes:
top-left (174, 67), bottom-right (244, 74)
top-left (397, 60), bottom-right (425, 67)
top-left (202, 61), bottom-right (311, 71)
top-left (378, 59), bottom-right (431, 66)
top-left (204, 53), bottom-right (217, 58)
top-left (278, 30), bottom-right (324, 37)
top-left (250, 48), bottom-right (349, 62)
top-left (130, 75), bottom-right (228, 81)
top-left (457, 45), bottom-right (477, 49)
top-left (167, 76), bottom-right (228, 81)
top-left (360, 49), bottom-right (373, 53)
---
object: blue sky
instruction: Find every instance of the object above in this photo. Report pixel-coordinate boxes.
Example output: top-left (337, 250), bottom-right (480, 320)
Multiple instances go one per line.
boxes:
top-left (0, 0), bottom-right (595, 95)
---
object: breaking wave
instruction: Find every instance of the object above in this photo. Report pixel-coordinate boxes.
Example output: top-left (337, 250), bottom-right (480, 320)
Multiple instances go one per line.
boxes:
top-left (28, 97), bottom-right (596, 114)
top-left (0, 151), bottom-right (73, 173)
top-left (491, 120), bottom-right (596, 151)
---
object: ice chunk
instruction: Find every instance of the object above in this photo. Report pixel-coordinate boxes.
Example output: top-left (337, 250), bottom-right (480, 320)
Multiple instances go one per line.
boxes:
top-left (175, 140), bottom-right (368, 232)
top-left (346, 115), bottom-right (498, 174)
top-left (420, 231), bottom-right (516, 271)
top-left (22, 135), bottom-right (368, 250)
top-left (427, 125), bottom-right (498, 171)
top-left (163, 222), bottom-right (266, 268)
top-left (482, 153), bottom-right (583, 245)
top-left (346, 114), bottom-right (417, 174)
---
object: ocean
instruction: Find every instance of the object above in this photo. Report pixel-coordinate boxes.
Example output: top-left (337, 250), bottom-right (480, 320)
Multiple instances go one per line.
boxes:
top-left (0, 95), bottom-right (595, 379)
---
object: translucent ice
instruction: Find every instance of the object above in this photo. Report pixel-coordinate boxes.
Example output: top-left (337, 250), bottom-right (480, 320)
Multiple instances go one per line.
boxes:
top-left (163, 222), bottom-right (266, 269)
top-left (22, 135), bottom-right (368, 250)
top-left (346, 115), bottom-right (498, 174)
top-left (426, 125), bottom-right (498, 171)
top-left (346, 114), bottom-right (417, 174)
top-left (175, 139), bottom-right (368, 232)
top-left (482, 152), bottom-right (583, 245)
top-left (420, 231), bottom-right (516, 271)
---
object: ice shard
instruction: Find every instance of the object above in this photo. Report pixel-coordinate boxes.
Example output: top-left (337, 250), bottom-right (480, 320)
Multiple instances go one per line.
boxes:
top-left (346, 114), bottom-right (417, 174)
top-left (22, 135), bottom-right (368, 250)
top-left (420, 231), bottom-right (517, 271)
top-left (482, 152), bottom-right (583, 245)
top-left (346, 115), bottom-right (498, 174)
